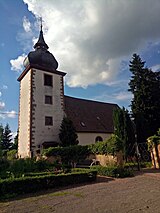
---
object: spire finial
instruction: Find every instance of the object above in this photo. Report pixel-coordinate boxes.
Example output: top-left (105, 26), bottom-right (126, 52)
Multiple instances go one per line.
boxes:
top-left (40, 17), bottom-right (42, 31)
top-left (33, 17), bottom-right (49, 50)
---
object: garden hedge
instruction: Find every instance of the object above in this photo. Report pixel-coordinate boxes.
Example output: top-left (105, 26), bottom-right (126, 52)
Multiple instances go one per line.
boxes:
top-left (91, 166), bottom-right (133, 178)
top-left (0, 170), bottom-right (97, 198)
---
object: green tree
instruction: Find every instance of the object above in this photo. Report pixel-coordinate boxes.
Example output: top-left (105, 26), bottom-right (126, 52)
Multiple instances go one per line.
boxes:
top-left (113, 107), bottom-right (135, 158)
top-left (129, 53), bottom-right (160, 143)
top-left (59, 117), bottom-right (78, 147)
top-left (113, 107), bottom-right (125, 140)
top-left (0, 124), bottom-right (4, 157)
top-left (11, 130), bottom-right (18, 150)
top-left (0, 124), bottom-right (3, 144)
top-left (1, 123), bottom-right (13, 150)
top-left (124, 110), bottom-right (135, 157)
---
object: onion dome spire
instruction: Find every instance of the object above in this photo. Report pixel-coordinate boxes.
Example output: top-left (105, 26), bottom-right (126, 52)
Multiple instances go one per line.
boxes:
top-left (23, 18), bottom-right (58, 70)
top-left (34, 18), bottom-right (49, 50)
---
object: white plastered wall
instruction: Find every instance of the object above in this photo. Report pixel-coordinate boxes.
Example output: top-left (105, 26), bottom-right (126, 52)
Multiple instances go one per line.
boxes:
top-left (18, 70), bottom-right (31, 158)
top-left (77, 132), bottom-right (112, 145)
top-left (32, 69), bottom-right (64, 152)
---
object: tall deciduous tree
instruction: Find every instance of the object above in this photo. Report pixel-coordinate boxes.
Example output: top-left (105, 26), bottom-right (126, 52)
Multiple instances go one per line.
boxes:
top-left (59, 117), bottom-right (78, 147)
top-left (129, 53), bottom-right (160, 143)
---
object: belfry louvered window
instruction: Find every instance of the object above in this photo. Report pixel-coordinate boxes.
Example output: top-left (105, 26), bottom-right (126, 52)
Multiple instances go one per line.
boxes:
top-left (44, 74), bottom-right (53, 86)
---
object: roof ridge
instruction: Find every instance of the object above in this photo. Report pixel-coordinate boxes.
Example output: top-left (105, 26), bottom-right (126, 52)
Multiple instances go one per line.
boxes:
top-left (64, 95), bottom-right (118, 106)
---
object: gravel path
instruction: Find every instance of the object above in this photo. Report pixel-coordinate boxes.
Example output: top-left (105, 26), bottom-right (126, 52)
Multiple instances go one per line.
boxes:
top-left (1, 169), bottom-right (160, 213)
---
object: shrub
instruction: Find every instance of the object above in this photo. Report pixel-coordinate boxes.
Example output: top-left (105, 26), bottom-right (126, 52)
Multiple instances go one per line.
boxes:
top-left (43, 145), bottom-right (90, 165)
top-left (7, 149), bottom-right (17, 160)
top-left (0, 159), bottom-right (10, 179)
top-left (88, 134), bottom-right (124, 156)
top-left (9, 158), bottom-right (35, 177)
top-left (91, 165), bottom-right (133, 178)
top-left (147, 128), bottom-right (160, 150)
top-left (23, 171), bottom-right (55, 177)
top-left (88, 141), bottom-right (108, 155)
top-left (0, 158), bottom-right (53, 179)
top-left (124, 162), bottom-right (152, 169)
top-left (147, 135), bottom-right (160, 150)
top-left (106, 134), bottom-right (124, 155)
top-left (43, 134), bottom-right (124, 168)
top-left (34, 159), bottom-right (52, 172)
top-left (0, 170), bottom-right (97, 198)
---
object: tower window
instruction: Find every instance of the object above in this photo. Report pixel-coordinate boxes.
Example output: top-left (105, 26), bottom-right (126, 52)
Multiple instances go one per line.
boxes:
top-left (45, 95), bottom-right (52, 104)
top-left (45, 116), bottom-right (53, 126)
top-left (44, 74), bottom-right (53, 86)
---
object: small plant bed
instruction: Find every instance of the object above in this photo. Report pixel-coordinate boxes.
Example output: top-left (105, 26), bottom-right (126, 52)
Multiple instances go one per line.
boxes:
top-left (0, 158), bottom-right (56, 179)
top-left (124, 162), bottom-right (152, 170)
top-left (91, 166), bottom-right (134, 178)
top-left (0, 169), bottom-right (97, 200)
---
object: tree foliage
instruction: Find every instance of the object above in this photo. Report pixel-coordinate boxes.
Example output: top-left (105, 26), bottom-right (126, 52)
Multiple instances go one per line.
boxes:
top-left (59, 117), bottom-right (78, 147)
top-left (129, 53), bottom-right (160, 143)
top-left (0, 124), bottom-right (3, 157)
top-left (147, 128), bottom-right (160, 150)
top-left (11, 130), bottom-right (18, 150)
top-left (0, 124), bottom-right (3, 145)
top-left (0, 123), bottom-right (13, 150)
top-left (113, 107), bottom-right (135, 157)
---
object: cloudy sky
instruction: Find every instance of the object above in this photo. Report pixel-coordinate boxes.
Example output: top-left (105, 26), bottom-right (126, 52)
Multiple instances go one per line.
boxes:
top-left (1, 0), bottom-right (160, 133)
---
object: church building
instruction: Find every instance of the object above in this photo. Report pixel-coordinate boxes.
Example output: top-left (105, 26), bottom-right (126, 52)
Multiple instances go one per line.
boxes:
top-left (18, 26), bottom-right (118, 158)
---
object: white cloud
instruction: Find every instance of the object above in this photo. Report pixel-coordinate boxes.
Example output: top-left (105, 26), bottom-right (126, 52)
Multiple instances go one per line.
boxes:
top-left (151, 64), bottom-right (160, 72)
top-left (22, 0), bottom-right (160, 88)
top-left (0, 114), bottom-right (5, 119)
top-left (6, 110), bottom-right (17, 118)
top-left (0, 111), bottom-right (17, 119)
top-left (0, 92), bottom-right (2, 97)
top-left (115, 92), bottom-right (133, 101)
top-left (2, 85), bottom-right (8, 90)
top-left (93, 91), bottom-right (133, 108)
top-left (10, 54), bottom-right (26, 72)
top-left (23, 16), bottom-right (31, 32)
top-left (0, 101), bottom-right (5, 109)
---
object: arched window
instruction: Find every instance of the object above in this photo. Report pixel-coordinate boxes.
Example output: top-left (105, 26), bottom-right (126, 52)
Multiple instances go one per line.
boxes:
top-left (95, 136), bottom-right (103, 142)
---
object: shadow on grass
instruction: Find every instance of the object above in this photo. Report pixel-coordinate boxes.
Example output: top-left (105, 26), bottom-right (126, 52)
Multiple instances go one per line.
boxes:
top-left (0, 176), bottom-right (115, 203)
top-left (96, 175), bottom-right (115, 183)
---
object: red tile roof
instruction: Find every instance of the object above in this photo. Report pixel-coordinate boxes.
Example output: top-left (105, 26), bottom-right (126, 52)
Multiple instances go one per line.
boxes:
top-left (64, 96), bottom-right (118, 133)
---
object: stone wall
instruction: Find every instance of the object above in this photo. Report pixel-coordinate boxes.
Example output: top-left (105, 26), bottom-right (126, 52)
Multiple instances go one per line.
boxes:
top-left (45, 152), bottom-right (124, 167)
top-left (91, 152), bottom-right (124, 167)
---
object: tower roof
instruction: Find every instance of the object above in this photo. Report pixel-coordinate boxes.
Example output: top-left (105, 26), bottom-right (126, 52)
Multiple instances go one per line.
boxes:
top-left (23, 22), bottom-right (58, 71)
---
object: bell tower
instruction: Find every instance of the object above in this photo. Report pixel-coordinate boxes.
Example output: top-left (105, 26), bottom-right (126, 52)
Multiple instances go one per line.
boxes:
top-left (18, 24), bottom-right (66, 158)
